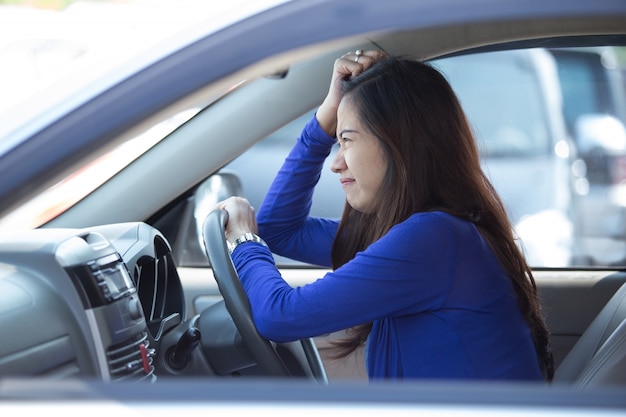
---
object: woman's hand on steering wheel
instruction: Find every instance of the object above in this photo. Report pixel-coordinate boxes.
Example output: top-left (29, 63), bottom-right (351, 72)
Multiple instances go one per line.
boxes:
top-left (216, 196), bottom-right (258, 243)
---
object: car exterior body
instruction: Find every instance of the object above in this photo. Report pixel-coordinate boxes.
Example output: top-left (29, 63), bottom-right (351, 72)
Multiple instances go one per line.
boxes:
top-left (0, 0), bottom-right (626, 415)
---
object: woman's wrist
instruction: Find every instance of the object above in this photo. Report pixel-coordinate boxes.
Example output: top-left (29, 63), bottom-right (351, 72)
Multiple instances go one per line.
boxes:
top-left (228, 232), bottom-right (268, 254)
top-left (315, 102), bottom-right (338, 137)
top-left (226, 226), bottom-right (257, 243)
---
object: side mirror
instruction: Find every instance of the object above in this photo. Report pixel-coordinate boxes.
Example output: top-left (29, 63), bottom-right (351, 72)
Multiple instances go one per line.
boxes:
top-left (193, 171), bottom-right (244, 246)
top-left (172, 171), bottom-right (243, 267)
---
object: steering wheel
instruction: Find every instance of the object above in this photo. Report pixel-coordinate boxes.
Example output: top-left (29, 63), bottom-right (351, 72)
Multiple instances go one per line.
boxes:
top-left (201, 208), bottom-right (328, 382)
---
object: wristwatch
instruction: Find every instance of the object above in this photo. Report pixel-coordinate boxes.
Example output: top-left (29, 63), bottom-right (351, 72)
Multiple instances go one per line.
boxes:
top-left (228, 232), bottom-right (268, 254)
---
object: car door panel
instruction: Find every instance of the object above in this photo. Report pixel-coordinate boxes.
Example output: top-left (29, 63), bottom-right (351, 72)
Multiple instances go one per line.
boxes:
top-left (179, 266), bottom-right (367, 380)
top-left (537, 270), bottom-right (626, 368)
top-left (178, 267), bottom-right (626, 380)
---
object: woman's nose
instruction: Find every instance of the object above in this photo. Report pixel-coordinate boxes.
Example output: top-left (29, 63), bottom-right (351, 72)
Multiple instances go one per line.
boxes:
top-left (330, 149), bottom-right (346, 173)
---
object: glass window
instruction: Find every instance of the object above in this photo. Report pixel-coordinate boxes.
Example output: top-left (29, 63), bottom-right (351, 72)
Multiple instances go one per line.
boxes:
top-left (222, 47), bottom-right (626, 269)
top-left (434, 50), bottom-right (551, 158)
top-left (8, 44), bottom-right (625, 269)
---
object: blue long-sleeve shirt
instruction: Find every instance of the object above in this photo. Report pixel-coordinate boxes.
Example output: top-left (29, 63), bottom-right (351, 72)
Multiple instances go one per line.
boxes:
top-left (231, 115), bottom-right (543, 381)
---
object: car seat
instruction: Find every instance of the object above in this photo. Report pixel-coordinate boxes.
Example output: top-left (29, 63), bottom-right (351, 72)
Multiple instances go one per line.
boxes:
top-left (553, 282), bottom-right (626, 387)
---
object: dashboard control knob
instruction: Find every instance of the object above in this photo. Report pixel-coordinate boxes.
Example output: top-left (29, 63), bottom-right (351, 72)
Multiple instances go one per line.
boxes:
top-left (168, 327), bottom-right (201, 371)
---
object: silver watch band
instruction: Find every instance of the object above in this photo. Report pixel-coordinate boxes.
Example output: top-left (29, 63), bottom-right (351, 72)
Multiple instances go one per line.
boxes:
top-left (228, 232), bottom-right (267, 254)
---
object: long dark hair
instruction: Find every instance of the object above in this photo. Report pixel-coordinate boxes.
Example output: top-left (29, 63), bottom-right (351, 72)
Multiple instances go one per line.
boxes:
top-left (330, 56), bottom-right (554, 380)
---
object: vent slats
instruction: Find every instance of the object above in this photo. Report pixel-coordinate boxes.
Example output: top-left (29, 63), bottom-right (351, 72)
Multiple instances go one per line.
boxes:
top-left (106, 332), bottom-right (155, 381)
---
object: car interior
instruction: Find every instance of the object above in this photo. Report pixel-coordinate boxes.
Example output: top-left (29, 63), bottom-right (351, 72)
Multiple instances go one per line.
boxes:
top-left (0, 1), bottom-right (625, 397)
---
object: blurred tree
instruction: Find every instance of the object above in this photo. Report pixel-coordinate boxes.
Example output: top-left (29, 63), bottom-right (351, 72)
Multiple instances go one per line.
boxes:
top-left (0, 0), bottom-right (76, 10)
top-left (0, 0), bottom-right (129, 11)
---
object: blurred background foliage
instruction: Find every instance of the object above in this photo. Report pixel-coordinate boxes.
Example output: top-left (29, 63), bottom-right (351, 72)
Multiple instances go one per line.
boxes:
top-left (0, 0), bottom-right (74, 8)
top-left (1, 0), bottom-right (625, 67)
top-left (0, 0), bottom-right (127, 10)
top-left (5, 0), bottom-right (625, 65)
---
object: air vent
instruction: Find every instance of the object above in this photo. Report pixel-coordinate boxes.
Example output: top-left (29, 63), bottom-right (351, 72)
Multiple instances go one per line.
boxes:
top-left (106, 331), bottom-right (155, 382)
top-left (133, 236), bottom-right (185, 337)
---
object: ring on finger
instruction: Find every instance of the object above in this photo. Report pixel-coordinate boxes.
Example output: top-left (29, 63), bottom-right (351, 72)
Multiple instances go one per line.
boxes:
top-left (354, 49), bottom-right (363, 62)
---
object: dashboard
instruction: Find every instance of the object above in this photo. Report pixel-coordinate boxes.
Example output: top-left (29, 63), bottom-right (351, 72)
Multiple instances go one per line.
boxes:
top-left (0, 222), bottom-right (189, 381)
top-left (0, 220), bottom-right (334, 383)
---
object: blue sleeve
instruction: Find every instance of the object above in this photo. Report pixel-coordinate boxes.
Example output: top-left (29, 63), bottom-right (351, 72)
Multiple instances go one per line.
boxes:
top-left (231, 214), bottom-right (457, 343)
top-left (256, 115), bottom-right (339, 267)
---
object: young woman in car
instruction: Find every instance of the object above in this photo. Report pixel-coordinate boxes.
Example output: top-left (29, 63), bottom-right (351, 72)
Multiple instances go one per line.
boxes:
top-left (217, 50), bottom-right (554, 381)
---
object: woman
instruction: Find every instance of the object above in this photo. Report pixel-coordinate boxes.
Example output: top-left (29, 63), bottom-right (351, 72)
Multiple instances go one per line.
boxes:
top-left (218, 50), bottom-right (554, 381)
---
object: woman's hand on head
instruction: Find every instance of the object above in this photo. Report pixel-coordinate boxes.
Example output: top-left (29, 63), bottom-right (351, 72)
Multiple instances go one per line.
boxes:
top-left (316, 49), bottom-right (387, 136)
top-left (215, 196), bottom-right (258, 243)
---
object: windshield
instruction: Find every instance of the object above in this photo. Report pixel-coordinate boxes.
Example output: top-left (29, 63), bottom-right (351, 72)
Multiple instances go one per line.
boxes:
top-left (0, 0), bottom-right (287, 233)
top-left (0, 0), bottom-right (290, 138)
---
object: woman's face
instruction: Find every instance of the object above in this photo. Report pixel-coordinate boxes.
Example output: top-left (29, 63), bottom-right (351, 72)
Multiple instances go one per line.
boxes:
top-left (331, 98), bottom-right (388, 213)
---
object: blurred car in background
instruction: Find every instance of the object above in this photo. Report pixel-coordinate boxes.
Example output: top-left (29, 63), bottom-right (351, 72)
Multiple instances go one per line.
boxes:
top-left (549, 47), bottom-right (626, 265)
